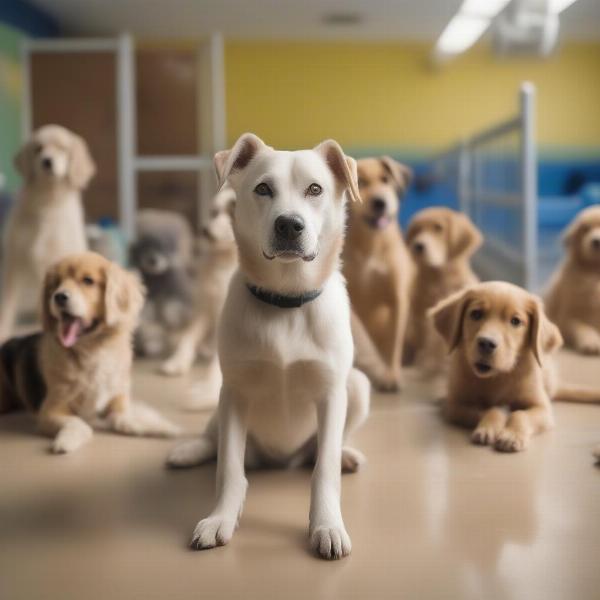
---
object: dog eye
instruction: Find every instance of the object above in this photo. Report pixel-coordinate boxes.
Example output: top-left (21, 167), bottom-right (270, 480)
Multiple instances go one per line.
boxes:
top-left (82, 276), bottom-right (95, 286)
top-left (510, 316), bottom-right (522, 327)
top-left (254, 182), bottom-right (273, 197)
top-left (34, 144), bottom-right (42, 154)
top-left (358, 178), bottom-right (367, 188)
top-left (380, 175), bottom-right (389, 184)
top-left (470, 309), bottom-right (484, 321)
top-left (306, 183), bottom-right (322, 197)
top-left (433, 223), bottom-right (443, 232)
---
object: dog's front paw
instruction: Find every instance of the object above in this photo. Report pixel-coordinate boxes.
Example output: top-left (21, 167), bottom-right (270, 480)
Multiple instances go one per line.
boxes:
top-left (494, 429), bottom-right (529, 453)
top-left (593, 445), bottom-right (600, 463)
top-left (341, 446), bottom-right (366, 473)
top-left (472, 425), bottom-right (501, 446)
top-left (159, 358), bottom-right (188, 377)
top-left (51, 421), bottom-right (93, 454)
top-left (573, 331), bottom-right (600, 355)
top-left (190, 516), bottom-right (236, 550)
top-left (373, 369), bottom-right (402, 393)
top-left (310, 525), bottom-right (352, 560)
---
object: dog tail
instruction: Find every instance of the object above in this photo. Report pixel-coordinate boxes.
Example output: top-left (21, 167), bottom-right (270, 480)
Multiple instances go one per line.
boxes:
top-left (554, 384), bottom-right (600, 405)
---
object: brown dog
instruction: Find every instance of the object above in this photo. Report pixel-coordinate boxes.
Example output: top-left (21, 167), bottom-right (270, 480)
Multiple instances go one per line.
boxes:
top-left (430, 281), bottom-right (600, 452)
top-left (0, 252), bottom-right (179, 453)
top-left (545, 205), bottom-right (600, 355)
top-left (405, 207), bottom-right (482, 369)
top-left (343, 157), bottom-right (413, 390)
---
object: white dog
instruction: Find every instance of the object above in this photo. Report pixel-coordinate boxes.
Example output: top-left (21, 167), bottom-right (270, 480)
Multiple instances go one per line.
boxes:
top-left (167, 133), bottom-right (370, 560)
top-left (0, 125), bottom-right (95, 342)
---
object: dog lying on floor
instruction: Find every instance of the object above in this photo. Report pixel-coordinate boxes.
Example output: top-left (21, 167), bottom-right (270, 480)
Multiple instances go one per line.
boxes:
top-left (0, 125), bottom-right (95, 343)
top-left (430, 281), bottom-right (600, 452)
top-left (405, 207), bottom-right (482, 370)
top-left (159, 184), bottom-right (238, 401)
top-left (0, 252), bottom-right (179, 454)
top-left (545, 205), bottom-right (600, 355)
top-left (342, 156), bottom-right (413, 391)
top-left (167, 133), bottom-right (370, 560)
top-left (131, 209), bottom-right (197, 358)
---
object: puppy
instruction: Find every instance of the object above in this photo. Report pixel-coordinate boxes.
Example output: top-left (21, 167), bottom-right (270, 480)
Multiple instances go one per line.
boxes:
top-left (131, 209), bottom-right (196, 358)
top-left (431, 281), bottom-right (600, 452)
top-left (0, 125), bottom-right (95, 342)
top-left (343, 156), bottom-right (413, 390)
top-left (405, 207), bottom-right (482, 369)
top-left (167, 133), bottom-right (370, 560)
top-left (160, 184), bottom-right (238, 394)
top-left (0, 252), bottom-right (179, 453)
top-left (545, 206), bottom-right (600, 355)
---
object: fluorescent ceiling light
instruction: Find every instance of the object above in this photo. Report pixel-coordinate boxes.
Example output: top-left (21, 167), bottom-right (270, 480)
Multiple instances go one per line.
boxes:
top-left (549, 0), bottom-right (579, 13)
top-left (436, 14), bottom-right (490, 55)
top-left (460, 0), bottom-right (512, 19)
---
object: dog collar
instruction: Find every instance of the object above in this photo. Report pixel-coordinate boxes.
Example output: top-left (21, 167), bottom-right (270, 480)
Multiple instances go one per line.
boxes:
top-left (246, 284), bottom-right (322, 309)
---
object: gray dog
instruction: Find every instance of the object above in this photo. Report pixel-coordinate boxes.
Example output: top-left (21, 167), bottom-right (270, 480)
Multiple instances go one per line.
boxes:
top-left (130, 209), bottom-right (196, 357)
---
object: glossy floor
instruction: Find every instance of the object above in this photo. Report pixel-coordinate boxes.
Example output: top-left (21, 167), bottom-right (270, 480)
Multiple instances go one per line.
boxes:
top-left (1, 351), bottom-right (599, 600)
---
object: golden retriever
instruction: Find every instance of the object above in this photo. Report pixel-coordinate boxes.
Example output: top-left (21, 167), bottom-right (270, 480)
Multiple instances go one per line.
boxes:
top-left (0, 125), bottom-right (95, 342)
top-left (545, 205), bottom-right (600, 355)
top-left (343, 156), bottom-right (413, 390)
top-left (0, 252), bottom-right (179, 453)
top-left (430, 281), bottom-right (600, 452)
top-left (405, 207), bottom-right (482, 369)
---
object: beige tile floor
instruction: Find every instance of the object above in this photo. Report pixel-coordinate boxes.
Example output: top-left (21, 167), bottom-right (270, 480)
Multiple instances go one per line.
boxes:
top-left (1, 351), bottom-right (599, 600)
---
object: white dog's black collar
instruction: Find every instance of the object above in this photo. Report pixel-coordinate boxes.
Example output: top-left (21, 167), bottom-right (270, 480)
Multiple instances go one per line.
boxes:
top-left (247, 284), bottom-right (322, 309)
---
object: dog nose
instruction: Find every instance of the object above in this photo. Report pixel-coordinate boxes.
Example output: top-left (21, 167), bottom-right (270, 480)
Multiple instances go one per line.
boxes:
top-left (413, 241), bottom-right (425, 254)
top-left (274, 214), bottom-right (305, 241)
top-left (54, 291), bottom-right (69, 307)
top-left (592, 238), bottom-right (600, 250)
top-left (371, 198), bottom-right (386, 214)
top-left (41, 157), bottom-right (53, 170)
top-left (477, 337), bottom-right (497, 355)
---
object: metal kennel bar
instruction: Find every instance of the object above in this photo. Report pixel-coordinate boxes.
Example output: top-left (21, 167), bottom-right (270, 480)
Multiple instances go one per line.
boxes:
top-left (429, 82), bottom-right (538, 290)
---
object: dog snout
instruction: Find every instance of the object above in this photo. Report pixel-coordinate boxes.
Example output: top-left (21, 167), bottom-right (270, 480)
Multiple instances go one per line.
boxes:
top-left (54, 291), bottom-right (69, 308)
top-left (41, 157), bottom-right (53, 171)
top-left (413, 241), bottom-right (425, 254)
top-left (274, 214), bottom-right (305, 241)
top-left (371, 198), bottom-right (386, 215)
top-left (592, 238), bottom-right (600, 250)
top-left (477, 336), bottom-right (497, 355)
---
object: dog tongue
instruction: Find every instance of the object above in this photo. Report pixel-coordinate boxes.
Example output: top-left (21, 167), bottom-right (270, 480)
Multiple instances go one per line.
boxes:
top-left (59, 317), bottom-right (83, 348)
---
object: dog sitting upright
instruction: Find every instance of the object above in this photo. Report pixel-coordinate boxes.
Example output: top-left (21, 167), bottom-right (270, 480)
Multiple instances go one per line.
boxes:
top-left (430, 281), bottom-right (600, 453)
top-left (545, 205), bottom-right (600, 355)
top-left (343, 156), bottom-right (413, 390)
top-left (0, 125), bottom-right (95, 342)
top-left (167, 133), bottom-right (370, 560)
top-left (0, 252), bottom-right (179, 453)
top-left (405, 207), bottom-right (482, 370)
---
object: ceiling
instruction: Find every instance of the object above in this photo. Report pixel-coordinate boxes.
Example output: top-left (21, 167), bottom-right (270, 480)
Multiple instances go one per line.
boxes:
top-left (30, 0), bottom-right (600, 41)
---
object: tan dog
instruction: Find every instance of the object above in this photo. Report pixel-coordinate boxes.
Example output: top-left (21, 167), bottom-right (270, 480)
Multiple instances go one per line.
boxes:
top-left (343, 157), bottom-right (413, 390)
top-left (405, 207), bottom-right (482, 369)
top-left (0, 252), bottom-right (179, 453)
top-left (430, 281), bottom-right (600, 452)
top-left (545, 205), bottom-right (600, 355)
top-left (0, 125), bottom-right (95, 342)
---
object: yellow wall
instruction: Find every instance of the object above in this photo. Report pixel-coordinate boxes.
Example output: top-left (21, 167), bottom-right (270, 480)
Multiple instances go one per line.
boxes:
top-left (225, 41), bottom-right (600, 154)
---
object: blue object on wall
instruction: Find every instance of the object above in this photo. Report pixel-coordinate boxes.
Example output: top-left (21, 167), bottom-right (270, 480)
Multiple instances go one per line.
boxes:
top-left (0, 0), bottom-right (59, 37)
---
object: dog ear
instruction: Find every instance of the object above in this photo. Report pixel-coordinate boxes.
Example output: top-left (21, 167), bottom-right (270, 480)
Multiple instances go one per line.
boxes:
top-left (562, 214), bottom-right (583, 249)
top-left (429, 288), bottom-right (471, 352)
top-left (380, 156), bottom-right (413, 195)
top-left (314, 139), bottom-right (361, 203)
top-left (104, 263), bottom-right (146, 328)
top-left (40, 264), bottom-right (60, 331)
top-left (449, 213), bottom-right (483, 259)
top-left (213, 133), bottom-right (268, 191)
top-left (13, 141), bottom-right (35, 183)
top-left (68, 133), bottom-right (96, 190)
top-left (528, 297), bottom-right (563, 366)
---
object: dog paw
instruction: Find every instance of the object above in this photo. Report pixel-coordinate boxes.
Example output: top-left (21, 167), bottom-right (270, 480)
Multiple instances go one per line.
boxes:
top-left (190, 516), bottom-right (235, 550)
top-left (577, 341), bottom-right (600, 356)
top-left (472, 426), bottom-right (500, 446)
top-left (310, 525), bottom-right (352, 560)
top-left (166, 438), bottom-right (214, 468)
top-left (341, 447), bottom-right (366, 473)
top-left (159, 359), bottom-right (188, 377)
top-left (593, 445), bottom-right (600, 463)
top-left (51, 421), bottom-right (93, 454)
top-left (373, 370), bottom-right (402, 393)
top-left (494, 429), bottom-right (529, 453)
